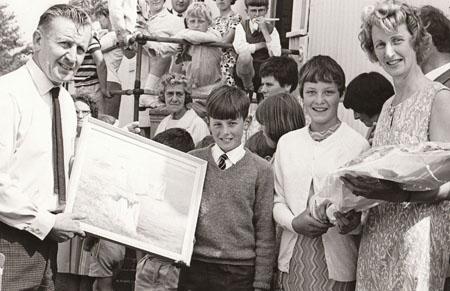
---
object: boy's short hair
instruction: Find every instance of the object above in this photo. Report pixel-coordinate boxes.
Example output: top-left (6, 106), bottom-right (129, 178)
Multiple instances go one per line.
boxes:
top-left (158, 73), bottom-right (193, 105)
top-left (185, 2), bottom-right (213, 25)
top-left (244, 0), bottom-right (269, 8)
top-left (298, 55), bottom-right (346, 98)
top-left (207, 85), bottom-right (250, 120)
top-left (255, 92), bottom-right (305, 144)
top-left (260, 56), bottom-right (299, 92)
top-left (153, 128), bottom-right (195, 153)
top-left (343, 71), bottom-right (394, 118)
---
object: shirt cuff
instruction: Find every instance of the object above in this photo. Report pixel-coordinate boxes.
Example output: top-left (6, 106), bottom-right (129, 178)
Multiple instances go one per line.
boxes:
top-left (24, 210), bottom-right (56, 240)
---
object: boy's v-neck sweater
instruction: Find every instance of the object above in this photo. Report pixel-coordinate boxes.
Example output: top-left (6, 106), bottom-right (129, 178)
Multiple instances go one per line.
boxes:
top-left (189, 145), bottom-right (275, 290)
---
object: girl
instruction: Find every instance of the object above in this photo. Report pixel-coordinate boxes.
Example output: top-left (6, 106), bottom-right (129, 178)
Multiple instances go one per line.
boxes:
top-left (273, 56), bottom-right (369, 290)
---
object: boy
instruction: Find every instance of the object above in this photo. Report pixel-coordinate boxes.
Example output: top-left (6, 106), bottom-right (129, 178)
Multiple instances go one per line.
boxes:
top-left (259, 56), bottom-right (299, 99)
top-left (178, 85), bottom-right (275, 291)
top-left (233, 0), bottom-right (281, 102)
top-left (134, 127), bottom-right (195, 291)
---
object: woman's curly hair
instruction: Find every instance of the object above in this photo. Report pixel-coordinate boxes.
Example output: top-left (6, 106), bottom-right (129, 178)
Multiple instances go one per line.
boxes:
top-left (359, 0), bottom-right (431, 64)
top-left (157, 73), bottom-right (192, 105)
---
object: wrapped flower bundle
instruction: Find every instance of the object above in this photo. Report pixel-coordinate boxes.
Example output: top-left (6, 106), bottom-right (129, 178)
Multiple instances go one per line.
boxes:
top-left (314, 142), bottom-right (450, 214)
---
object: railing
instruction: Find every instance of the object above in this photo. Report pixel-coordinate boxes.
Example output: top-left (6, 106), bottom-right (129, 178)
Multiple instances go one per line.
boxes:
top-left (110, 34), bottom-right (300, 121)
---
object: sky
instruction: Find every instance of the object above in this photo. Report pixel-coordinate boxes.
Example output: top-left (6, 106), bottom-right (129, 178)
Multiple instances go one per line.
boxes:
top-left (4, 0), bottom-right (68, 42)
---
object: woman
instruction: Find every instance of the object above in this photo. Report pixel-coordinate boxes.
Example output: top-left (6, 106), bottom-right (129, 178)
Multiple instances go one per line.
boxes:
top-left (341, 1), bottom-right (450, 290)
top-left (255, 92), bottom-right (305, 149)
top-left (272, 55), bottom-right (369, 290)
top-left (343, 71), bottom-right (394, 144)
top-left (74, 94), bottom-right (99, 136)
top-left (154, 73), bottom-right (209, 145)
top-left (211, 0), bottom-right (241, 86)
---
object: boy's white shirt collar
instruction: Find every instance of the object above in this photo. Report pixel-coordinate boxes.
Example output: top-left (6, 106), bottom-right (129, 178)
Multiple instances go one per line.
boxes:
top-left (211, 144), bottom-right (245, 168)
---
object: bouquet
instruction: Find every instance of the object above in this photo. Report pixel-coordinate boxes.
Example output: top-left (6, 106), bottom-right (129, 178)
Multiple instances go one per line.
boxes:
top-left (314, 142), bottom-right (450, 215)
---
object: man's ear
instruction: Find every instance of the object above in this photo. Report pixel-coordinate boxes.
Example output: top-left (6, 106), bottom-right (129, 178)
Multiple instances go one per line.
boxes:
top-left (32, 29), bottom-right (43, 51)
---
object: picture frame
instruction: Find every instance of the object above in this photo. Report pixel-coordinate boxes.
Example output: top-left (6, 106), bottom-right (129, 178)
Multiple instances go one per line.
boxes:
top-left (66, 118), bottom-right (207, 265)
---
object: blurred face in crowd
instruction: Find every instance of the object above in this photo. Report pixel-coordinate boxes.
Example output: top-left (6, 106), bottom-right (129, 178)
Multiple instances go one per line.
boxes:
top-left (172, 0), bottom-right (191, 14)
top-left (165, 83), bottom-right (187, 119)
top-left (215, 0), bottom-right (233, 12)
top-left (246, 5), bottom-right (267, 20)
top-left (303, 81), bottom-right (340, 132)
top-left (209, 117), bottom-right (244, 152)
top-left (354, 111), bottom-right (377, 127)
top-left (75, 100), bottom-right (91, 128)
top-left (186, 16), bottom-right (208, 32)
top-left (372, 23), bottom-right (417, 79)
top-left (33, 17), bottom-right (91, 85)
top-left (260, 76), bottom-right (291, 98)
top-left (148, 0), bottom-right (165, 15)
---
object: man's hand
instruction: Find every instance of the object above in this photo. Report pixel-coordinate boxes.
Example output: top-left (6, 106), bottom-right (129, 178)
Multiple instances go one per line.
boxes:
top-left (48, 212), bottom-right (85, 242)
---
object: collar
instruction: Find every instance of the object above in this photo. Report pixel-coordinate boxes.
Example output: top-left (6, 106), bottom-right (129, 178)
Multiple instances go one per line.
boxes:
top-left (149, 8), bottom-right (171, 21)
top-left (212, 143), bottom-right (245, 165)
top-left (26, 58), bottom-right (57, 96)
top-left (167, 8), bottom-right (185, 18)
top-left (425, 62), bottom-right (450, 81)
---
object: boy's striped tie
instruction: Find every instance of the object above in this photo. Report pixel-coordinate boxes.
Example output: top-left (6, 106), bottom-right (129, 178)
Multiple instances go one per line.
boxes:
top-left (218, 154), bottom-right (228, 170)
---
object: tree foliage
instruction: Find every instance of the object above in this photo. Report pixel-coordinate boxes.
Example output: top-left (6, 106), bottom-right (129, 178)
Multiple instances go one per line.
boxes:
top-left (0, 3), bottom-right (32, 76)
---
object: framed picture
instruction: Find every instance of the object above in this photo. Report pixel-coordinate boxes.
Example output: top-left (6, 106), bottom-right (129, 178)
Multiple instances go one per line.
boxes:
top-left (66, 118), bottom-right (207, 265)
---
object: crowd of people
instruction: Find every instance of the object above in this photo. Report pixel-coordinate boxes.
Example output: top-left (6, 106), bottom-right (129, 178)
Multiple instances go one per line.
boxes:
top-left (1, 0), bottom-right (450, 291)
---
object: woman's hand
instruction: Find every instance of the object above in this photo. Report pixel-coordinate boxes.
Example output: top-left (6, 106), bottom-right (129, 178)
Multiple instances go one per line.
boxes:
top-left (292, 209), bottom-right (331, 238)
top-left (340, 174), bottom-right (409, 202)
top-left (334, 210), bottom-right (361, 234)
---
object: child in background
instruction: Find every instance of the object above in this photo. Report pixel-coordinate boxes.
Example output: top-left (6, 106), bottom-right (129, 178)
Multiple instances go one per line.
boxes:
top-left (178, 85), bottom-right (275, 291)
top-left (233, 0), bottom-right (281, 102)
top-left (173, 2), bottom-right (222, 89)
top-left (134, 128), bottom-right (195, 291)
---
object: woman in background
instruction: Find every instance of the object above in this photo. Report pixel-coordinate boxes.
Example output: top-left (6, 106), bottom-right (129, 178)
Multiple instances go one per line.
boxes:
top-left (211, 0), bottom-right (241, 86)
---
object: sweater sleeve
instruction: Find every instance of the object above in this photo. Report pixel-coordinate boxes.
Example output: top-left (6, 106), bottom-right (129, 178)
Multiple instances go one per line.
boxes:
top-left (253, 163), bottom-right (276, 290)
top-left (272, 144), bottom-right (296, 233)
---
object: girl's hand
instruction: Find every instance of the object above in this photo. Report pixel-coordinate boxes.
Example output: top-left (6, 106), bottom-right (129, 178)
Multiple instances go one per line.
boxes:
top-left (334, 210), bottom-right (361, 234)
top-left (292, 209), bottom-right (331, 238)
top-left (340, 174), bottom-right (409, 202)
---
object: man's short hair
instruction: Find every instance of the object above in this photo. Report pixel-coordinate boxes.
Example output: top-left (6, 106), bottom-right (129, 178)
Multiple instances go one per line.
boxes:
top-left (260, 56), bottom-right (299, 92)
top-left (419, 5), bottom-right (450, 53)
top-left (153, 128), bottom-right (195, 153)
top-left (244, 0), bottom-right (269, 8)
top-left (38, 4), bottom-right (91, 32)
top-left (206, 85), bottom-right (250, 120)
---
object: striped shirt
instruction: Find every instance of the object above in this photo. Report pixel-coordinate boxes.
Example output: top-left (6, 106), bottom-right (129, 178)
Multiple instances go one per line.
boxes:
top-left (74, 37), bottom-right (101, 88)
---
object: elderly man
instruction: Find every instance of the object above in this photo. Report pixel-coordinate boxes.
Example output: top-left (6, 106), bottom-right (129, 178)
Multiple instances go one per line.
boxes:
top-left (0, 4), bottom-right (91, 290)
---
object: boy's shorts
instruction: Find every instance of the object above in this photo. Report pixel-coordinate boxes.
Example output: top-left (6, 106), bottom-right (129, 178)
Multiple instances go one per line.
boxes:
top-left (89, 239), bottom-right (126, 278)
top-left (135, 254), bottom-right (179, 291)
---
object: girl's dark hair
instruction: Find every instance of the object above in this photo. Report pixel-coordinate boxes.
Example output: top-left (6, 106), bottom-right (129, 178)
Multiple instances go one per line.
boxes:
top-left (343, 72), bottom-right (394, 117)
